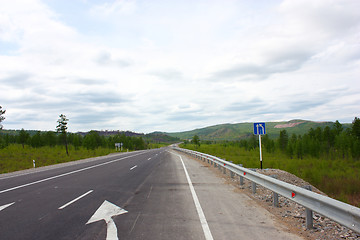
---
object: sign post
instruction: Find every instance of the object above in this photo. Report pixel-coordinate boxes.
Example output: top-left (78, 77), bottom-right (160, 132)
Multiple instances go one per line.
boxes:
top-left (253, 122), bottom-right (266, 169)
top-left (115, 143), bottom-right (123, 152)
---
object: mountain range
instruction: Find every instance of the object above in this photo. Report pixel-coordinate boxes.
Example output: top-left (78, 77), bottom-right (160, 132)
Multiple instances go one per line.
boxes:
top-left (164, 119), bottom-right (352, 141)
top-left (2, 119), bottom-right (352, 143)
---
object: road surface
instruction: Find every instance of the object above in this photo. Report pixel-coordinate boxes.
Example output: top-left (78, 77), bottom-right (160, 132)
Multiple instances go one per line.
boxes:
top-left (0, 148), bottom-right (303, 239)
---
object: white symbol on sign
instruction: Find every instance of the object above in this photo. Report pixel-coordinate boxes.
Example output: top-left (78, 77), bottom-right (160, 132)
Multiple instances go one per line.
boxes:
top-left (256, 124), bottom-right (264, 135)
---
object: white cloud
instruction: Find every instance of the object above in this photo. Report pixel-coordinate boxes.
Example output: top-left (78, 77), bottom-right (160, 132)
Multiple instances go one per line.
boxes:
top-left (89, 0), bottom-right (136, 17)
top-left (0, 0), bottom-right (359, 133)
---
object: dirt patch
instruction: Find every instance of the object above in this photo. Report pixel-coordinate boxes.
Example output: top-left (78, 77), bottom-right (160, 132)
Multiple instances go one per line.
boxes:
top-left (274, 122), bottom-right (305, 128)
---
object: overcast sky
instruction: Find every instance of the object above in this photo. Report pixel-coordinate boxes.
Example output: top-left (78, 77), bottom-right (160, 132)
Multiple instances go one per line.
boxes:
top-left (1, 0), bottom-right (359, 133)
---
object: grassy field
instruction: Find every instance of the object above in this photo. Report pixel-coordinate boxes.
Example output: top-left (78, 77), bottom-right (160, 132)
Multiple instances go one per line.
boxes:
top-left (182, 143), bottom-right (360, 207)
top-left (0, 144), bottom-right (114, 174)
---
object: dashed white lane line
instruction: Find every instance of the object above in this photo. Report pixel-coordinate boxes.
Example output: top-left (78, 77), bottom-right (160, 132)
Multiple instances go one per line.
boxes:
top-left (0, 202), bottom-right (15, 212)
top-left (172, 152), bottom-right (214, 240)
top-left (58, 190), bottom-right (94, 210)
top-left (130, 165), bottom-right (137, 171)
top-left (147, 158), bottom-right (151, 161)
top-left (0, 151), bottom-right (147, 194)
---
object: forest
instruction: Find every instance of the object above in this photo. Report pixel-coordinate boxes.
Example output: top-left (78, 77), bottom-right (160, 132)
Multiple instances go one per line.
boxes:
top-left (0, 129), bottom-right (148, 151)
top-left (183, 118), bottom-right (360, 206)
top-left (0, 129), bottom-right (152, 174)
top-left (186, 118), bottom-right (360, 160)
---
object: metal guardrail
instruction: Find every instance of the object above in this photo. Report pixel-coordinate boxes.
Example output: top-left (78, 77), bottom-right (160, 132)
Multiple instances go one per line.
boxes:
top-left (173, 147), bottom-right (360, 233)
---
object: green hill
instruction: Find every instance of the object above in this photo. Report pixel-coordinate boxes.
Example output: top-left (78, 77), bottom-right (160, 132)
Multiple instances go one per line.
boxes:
top-left (166, 119), bottom-right (351, 141)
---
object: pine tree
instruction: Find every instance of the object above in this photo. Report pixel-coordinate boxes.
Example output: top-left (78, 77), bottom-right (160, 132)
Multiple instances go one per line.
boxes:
top-left (278, 130), bottom-right (288, 152)
top-left (56, 114), bottom-right (69, 156)
top-left (0, 106), bottom-right (5, 130)
top-left (352, 117), bottom-right (360, 140)
top-left (333, 120), bottom-right (343, 135)
top-left (18, 128), bottom-right (29, 149)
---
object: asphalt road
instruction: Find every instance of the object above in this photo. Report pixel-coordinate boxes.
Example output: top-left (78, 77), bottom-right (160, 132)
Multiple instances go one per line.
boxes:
top-left (0, 148), bottom-right (304, 240)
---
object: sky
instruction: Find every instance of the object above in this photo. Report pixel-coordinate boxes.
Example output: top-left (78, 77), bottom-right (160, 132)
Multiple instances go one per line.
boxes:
top-left (0, 0), bottom-right (359, 133)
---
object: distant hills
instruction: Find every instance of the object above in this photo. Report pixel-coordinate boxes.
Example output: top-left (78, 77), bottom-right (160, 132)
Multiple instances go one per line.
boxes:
top-left (165, 119), bottom-right (352, 141)
top-left (1, 129), bottom-right (180, 144)
top-left (1, 119), bottom-right (352, 143)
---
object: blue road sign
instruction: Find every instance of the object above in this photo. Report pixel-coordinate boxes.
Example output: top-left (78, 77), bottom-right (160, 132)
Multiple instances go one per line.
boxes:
top-left (254, 122), bottom-right (266, 135)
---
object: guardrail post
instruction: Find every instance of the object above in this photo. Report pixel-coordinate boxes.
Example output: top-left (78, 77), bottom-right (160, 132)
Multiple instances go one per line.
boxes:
top-left (239, 175), bottom-right (244, 185)
top-left (304, 185), bottom-right (313, 230)
top-left (251, 169), bottom-right (257, 194)
top-left (223, 165), bottom-right (226, 174)
top-left (237, 164), bottom-right (244, 186)
top-left (252, 182), bottom-right (256, 194)
top-left (270, 175), bottom-right (279, 207)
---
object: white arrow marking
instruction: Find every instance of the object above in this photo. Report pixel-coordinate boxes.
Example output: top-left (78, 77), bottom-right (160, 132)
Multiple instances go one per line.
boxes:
top-left (259, 124), bottom-right (265, 134)
top-left (86, 200), bottom-right (128, 240)
top-left (256, 124), bottom-right (260, 134)
top-left (0, 202), bottom-right (15, 212)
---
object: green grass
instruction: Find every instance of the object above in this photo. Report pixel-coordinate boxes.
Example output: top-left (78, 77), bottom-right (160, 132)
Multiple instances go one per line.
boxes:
top-left (182, 143), bottom-right (360, 207)
top-left (147, 143), bottom-right (169, 149)
top-left (0, 144), bottom-right (115, 174)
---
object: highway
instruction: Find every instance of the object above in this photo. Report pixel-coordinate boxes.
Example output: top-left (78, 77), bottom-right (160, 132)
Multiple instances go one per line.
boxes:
top-left (0, 148), bottom-right (304, 240)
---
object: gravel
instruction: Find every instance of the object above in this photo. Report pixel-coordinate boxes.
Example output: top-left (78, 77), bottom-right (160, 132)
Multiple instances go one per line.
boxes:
top-left (195, 157), bottom-right (360, 240)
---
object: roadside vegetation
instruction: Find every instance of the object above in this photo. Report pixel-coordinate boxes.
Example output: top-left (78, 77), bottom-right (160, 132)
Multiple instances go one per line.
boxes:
top-left (182, 118), bottom-right (360, 207)
top-left (0, 130), bottom-right (151, 174)
top-left (0, 111), bottom-right (170, 174)
top-left (0, 144), bottom-right (113, 173)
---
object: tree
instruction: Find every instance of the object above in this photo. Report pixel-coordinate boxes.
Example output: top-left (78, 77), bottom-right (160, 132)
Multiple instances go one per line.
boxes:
top-left (18, 128), bottom-right (30, 148)
top-left (43, 131), bottom-right (57, 147)
top-left (83, 131), bottom-right (101, 150)
top-left (0, 106), bottom-right (5, 130)
top-left (278, 130), bottom-right (288, 152)
top-left (73, 134), bottom-right (82, 150)
top-left (333, 120), bottom-right (343, 135)
top-left (30, 131), bottom-right (43, 148)
top-left (352, 117), bottom-right (360, 140)
top-left (192, 135), bottom-right (200, 147)
top-left (56, 114), bottom-right (69, 155)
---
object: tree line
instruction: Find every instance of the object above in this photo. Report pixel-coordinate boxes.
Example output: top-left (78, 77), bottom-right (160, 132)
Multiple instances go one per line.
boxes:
top-left (0, 129), bottom-right (147, 151)
top-left (190, 118), bottom-right (360, 160)
top-left (0, 110), bottom-right (147, 152)
top-left (278, 118), bottom-right (360, 160)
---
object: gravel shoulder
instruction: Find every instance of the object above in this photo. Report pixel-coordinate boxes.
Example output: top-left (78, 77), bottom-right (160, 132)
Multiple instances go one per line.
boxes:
top-left (190, 155), bottom-right (360, 240)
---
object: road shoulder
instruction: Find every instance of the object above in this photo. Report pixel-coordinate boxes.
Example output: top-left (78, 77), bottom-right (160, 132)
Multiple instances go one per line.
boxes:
top-left (171, 150), bottom-right (305, 240)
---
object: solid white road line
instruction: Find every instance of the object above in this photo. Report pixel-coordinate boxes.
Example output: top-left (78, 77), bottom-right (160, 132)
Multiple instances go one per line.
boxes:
top-left (0, 151), bottom-right (148, 194)
top-left (130, 165), bottom-right (137, 171)
top-left (0, 202), bottom-right (15, 212)
top-left (58, 190), bottom-right (93, 210)
top-left (172, 152), bottom-right (214, 240)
